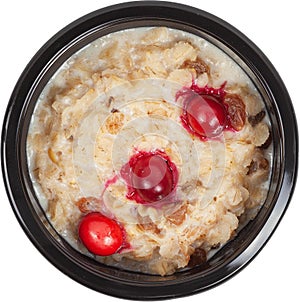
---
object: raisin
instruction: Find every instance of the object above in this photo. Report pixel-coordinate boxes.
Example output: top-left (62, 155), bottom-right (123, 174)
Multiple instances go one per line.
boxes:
top-left (188, 247), bottom-right (207, 267)
top-left (181, 57), bottom-right (210, 77)
top-left (259, 158), bottom-right (269, 170)
top-left (76, 197), bottom-right (100, 213)
top-left (247, 160), bottom-right (258, 174)
top-left (247, 156), bottom-right (269, 175)
top-left (223, 94), bottom-right (246, 131)
top-left (248, 110), bottom-right (266, 127)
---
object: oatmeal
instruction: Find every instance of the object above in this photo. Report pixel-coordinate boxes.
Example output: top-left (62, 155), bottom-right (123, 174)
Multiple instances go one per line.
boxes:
top-left (27, 27), bottom-right (271, 276)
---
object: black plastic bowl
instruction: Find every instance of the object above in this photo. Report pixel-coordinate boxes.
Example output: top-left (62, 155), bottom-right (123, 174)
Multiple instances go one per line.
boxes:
top-left (1, 1), bottom-right (298, 300)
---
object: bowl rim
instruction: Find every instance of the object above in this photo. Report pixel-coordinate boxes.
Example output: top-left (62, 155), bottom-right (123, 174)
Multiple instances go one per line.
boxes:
top-left (1, 1), bottom-right (298, 300)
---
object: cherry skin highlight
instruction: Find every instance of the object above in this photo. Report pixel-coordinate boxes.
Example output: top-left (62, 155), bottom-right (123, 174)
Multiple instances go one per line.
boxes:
top-left (78, 212), bottom-right (123, 256)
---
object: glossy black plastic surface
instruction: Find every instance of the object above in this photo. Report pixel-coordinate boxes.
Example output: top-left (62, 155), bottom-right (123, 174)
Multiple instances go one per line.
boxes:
top-left (1, 1), bottom-right (298, 300)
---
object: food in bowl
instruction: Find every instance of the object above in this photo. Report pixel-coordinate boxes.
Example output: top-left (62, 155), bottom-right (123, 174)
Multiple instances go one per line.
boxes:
top-left (27, 27), bottom-right (271, 276)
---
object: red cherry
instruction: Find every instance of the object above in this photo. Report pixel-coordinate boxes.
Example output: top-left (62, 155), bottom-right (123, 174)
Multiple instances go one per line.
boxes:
top-left (130, 153), bottom-right (176, 203)
top-left (186, 94), bottom-right (226, 138)
top-left (78, 212), bottom-right (123, 256)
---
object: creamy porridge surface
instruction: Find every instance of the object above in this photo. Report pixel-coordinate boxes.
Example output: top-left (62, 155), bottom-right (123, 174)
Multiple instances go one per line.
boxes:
top-left (27, 27), bottom-right (271, 275)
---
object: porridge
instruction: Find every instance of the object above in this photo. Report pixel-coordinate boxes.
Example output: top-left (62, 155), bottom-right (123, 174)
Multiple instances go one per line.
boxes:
top-left (27, 27), bottom-right (271, 276)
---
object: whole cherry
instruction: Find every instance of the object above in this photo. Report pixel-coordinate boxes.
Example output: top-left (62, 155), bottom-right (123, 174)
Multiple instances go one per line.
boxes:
top-left (121, 150), bottom-right (178, 204)
top-left (185, 94), bottom-right (227, 138)
top-left (78, 212), bottom-right (123, 256)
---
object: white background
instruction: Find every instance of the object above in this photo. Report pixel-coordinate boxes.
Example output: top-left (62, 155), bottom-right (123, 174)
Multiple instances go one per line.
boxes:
top-left (1, 0), bottom-right (299, 301)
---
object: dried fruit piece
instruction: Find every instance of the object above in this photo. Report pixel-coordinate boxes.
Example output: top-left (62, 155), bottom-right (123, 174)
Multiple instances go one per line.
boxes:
top-left (181, 57), bottom-right (210, 77)
top-left (248, 110), bottom-right (266, 127)
top-left (223, 93), bottom-right (246, 131)
top-left (247, 155), bottom-right (269, 175)
top-left (188, 247), bottom-right (207, 267)
top-left (76, 197), bottom-right (101, 213)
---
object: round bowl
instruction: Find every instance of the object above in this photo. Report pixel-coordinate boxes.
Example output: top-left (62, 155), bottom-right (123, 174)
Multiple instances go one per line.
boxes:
top-left (1, 1), bottom-right (298, 300)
